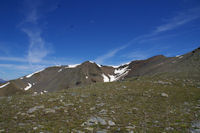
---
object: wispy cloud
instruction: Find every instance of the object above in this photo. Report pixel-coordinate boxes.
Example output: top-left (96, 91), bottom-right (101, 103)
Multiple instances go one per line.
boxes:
top-left (0, 57), bottom-right (27, 62)
top-left (96, 7), bottom-right (200, 64)
top-left (95, 45), bottom-right (128, 64)
top-left (22, 28), bottom-right (51, 63)
top-left (23, 0), bottom-right (41, 24)
top-left (20, 0), bottom-right (58, 64)
top-left (0, 56), bottom-right (78, 66)
top-left (0, 63), bottom-right (45, 70)
top-left (136, 7), bottom-right (200, 42)
top-left (154, 7), bottom-right (200, 33)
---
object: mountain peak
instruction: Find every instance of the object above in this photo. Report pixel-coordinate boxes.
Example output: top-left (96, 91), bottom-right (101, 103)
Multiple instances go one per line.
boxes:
top-left (80, 61), bottom-right (102, 68)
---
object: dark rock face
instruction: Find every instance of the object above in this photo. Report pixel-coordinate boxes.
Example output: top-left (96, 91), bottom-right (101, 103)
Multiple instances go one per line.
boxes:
top-left (0, 47), bottom-right (200, 96)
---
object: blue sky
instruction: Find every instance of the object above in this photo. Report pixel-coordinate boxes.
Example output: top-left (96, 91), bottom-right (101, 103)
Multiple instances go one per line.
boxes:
top-left (0, 0), bottom-right (200, 80)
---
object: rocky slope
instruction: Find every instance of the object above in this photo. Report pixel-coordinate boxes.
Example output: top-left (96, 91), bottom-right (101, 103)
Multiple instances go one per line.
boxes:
top-left (0, 76), bottom-right (200, 132)
top-left (0, 47), bottom-right (199, 96)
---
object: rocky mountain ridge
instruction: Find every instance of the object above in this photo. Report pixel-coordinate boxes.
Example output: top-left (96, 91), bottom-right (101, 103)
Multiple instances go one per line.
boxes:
top-left (0, 47), bottom-right (199, 96)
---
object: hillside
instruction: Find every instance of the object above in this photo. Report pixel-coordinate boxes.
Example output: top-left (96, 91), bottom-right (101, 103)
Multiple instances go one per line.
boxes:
top-left (0, 47), bottom-right (199, 96)
top-left (0, 76), bottom-right (200, 132)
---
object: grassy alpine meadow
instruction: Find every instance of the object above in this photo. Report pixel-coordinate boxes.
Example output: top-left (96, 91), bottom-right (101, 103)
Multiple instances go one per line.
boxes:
top-left (0, 75), bottom-right (200, 133)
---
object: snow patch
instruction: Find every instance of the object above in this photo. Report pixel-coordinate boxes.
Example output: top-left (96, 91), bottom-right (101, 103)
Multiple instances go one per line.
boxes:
top-left (24, 83), bottom-right (32, 91)
top-left (89, 61), bottom-right (94, 63)
top-left (20, 77), bottom-right (24, 79)
top-left (65, 64), bottom-right (80, 68)
top-left (114, 66), bottom-right (129, 75)
top-left (179, 56), bottom-right (183, 59)
top-left (108, 74), bottom-right (116, 82)
top-left (111, 65), bottom-right (120, 68)
top-left (89, 61), bottom-right (101, 67)
top-left (176, 55), bottom-right (183, 59)
top-left (58, 69), bottom-right (62, 72)
top-left (97, 64), bottom-right (101, 67)
top-left (0, 82), bottom-right (10, 88)
top-left (112, 62), bottom-right (131, 68)
top-left (102, 66), bottom-right (130, 82)
top-left (26, 69), bottom-right (44, 78)
top-left (115, 70), bottom-right (129, 80)
top-left (102, 74), bottom-right (109, 82)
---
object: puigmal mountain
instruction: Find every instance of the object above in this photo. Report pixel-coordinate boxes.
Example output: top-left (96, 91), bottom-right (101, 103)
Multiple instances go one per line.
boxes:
top-left (0, 47), bottom-right (199, 96)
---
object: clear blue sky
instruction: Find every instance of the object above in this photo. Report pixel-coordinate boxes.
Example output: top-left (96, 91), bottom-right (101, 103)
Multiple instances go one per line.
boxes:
top-left (0, 0), bottom-right (200, 80)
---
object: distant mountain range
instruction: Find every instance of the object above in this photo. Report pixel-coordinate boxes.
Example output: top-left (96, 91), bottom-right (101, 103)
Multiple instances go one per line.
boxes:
top-left (0, 79), bottom-right (6, 84)
top-left (0, 47), bottom-right (199, 96)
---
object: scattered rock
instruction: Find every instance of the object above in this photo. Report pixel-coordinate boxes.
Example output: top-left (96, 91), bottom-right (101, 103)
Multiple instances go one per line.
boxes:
top-left (48, 98), bottom-right (56, 102)
top-left (190, 129), bottom-right (200, 133)
top-left (86, 116), bottom-right (98, 126)
top-left (0, 129), bottom-right (5, 132)
top-left (154, 81), bottom-right (171, 85)
top-left (96, 130), bottom-right (107, 133)
top-left (96, 103), bottom-right (105, 107)
top-left (82, 116), bottom-right (107, 126)
top-left (126, 126), bottom-right (136, 129)
top-left (161, 93), bottom-right (168, 98)
top-left (29, 114), bottom-right (35, 118)
top-left (90, 107), bottom-right (95, 111)
top-left (27, 105), bottom-right (44, 113)
top-left (165, 127), bottom-right (174, 131)
top-left (99, 109), bottom-right (107, 115)
top-left (85, 127), bottom-right (93, 131)
top-left (70, 92), bottom-right (77, 96)
top-left (122, 86), bottom-right (127, 88)
top-left (33, 127), bottom-right (38, 130)
top-left (192, 121), bottom-right (200, 129)
top-left (79, 99), bottom-right (83, 102)
top-left (18, 123), bottom-right (25, 126)
top-left (132, 107), bottom-right (138, 111)
top-left (64, 103), bottom-right (74, 106)
top-left (81, 94), bottom-right (89, 98)
top-left (72, 129), bottom-right (85, 133)
top-left (20, 113), bottom-right (26, 116)
top-left (108, 120), bottom-right (115, 126)
top-left (13, 116), bottom-right (18, 119)
top-left (96, 117), bottom-right (107, 125)
top-left (111, 110), bottom-right (115, 114)
top-left (53, 106), bottom-right (64, 110)
top-left (44, 108), bottom-right (56, 113)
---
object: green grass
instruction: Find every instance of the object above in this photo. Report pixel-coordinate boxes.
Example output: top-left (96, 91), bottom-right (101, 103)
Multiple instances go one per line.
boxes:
top-left (0, 76), bottom-right (200, 132)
